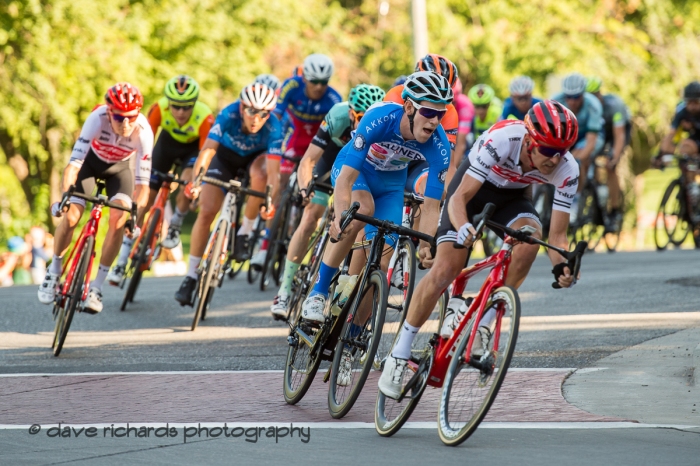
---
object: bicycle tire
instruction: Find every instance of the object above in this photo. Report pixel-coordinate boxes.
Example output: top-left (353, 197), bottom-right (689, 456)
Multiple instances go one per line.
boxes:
top-left (437, 285), bottom-right (520, 446)
top-left (260, 191), bottom-right (290, 291)
top-left (192, 222), bottom-right (226, 331)
top-left (121, 209), bottom-right (160, 311)
top-left (246, 216), bottom-right (265, 284)
top-left (287, 219), bottom-right (330, 322)
top-left (604, 191), bottom-right (624, 253)
top-left (283, 320), bottom-right (324, 405)
top-left (375, 290), bottom-right (447, 437)
top-left (52, 235), bottom-right (93, 357)
top-left (328, 269), bottom-right (388, 419)
top-left (573, 186), bottom-right (603, 252)
top-left (655, 179), bottom-right (689, 249)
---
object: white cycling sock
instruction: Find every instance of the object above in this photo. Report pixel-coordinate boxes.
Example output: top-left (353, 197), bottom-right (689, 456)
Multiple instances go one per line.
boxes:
top-left (237, 216), bottom-right (255, 237)
top-left (391, 322), bottom-right (420, 360)
top-left (187, 255), bottom-right (201, 279)
top-left (49, 255), bottom-right (63, 275)
top-left (91, 264), bottom-right (110, 291)
top-left (117, 233), bottom-right (137, 267)
top-left (170, 207), bottom-right (187, 228)
top-left (479, 305), bottom-right (497, 330)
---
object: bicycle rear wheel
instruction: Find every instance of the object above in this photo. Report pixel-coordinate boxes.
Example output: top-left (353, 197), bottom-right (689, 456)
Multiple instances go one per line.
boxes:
top-left (192, 222), bottom-right (226, 331)
top-left (52, 236), bottom-right (93, 357)
top-left (121, 209), bottom-right (160, 311)
top-left (655, 179), bottom-right (689, 249)
top-left (437, 285), bottom-right (520, 446)
top-left (375, 290), bottom-right (447, 437)
top-left (573, 187), bottom-right (603, 252)
top-left (328, 269), bottom-right (388, 419)
top-left (246, 216), bottom-right (265, 284)
top-left (260, 193), bottom-right (290, 291)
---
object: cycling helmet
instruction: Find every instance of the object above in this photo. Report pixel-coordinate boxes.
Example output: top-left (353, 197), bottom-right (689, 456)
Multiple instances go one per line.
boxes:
top-left (415, 54), bottom-right (459, 88)
top-left (302, 54), bottom-right (334, 81)
top-left (509, 76), bottom-right (535, 96)
top-left (254, 73), bottom-right (281, 92)
top-left (291, 65), bottom-right (304, 78)
top-left (164, 75), bottom-right (200, 104)
top-left (105, 82), bottom-right (143, 112)
top-left (239, 83), bottom-right (277, 111)
top-left (393, 75), bottom-right (408, 87)
top-left (348, 84), bottom-right (385, 113)
top-left (586, 76), bottom-right (603, 94)
top-left (561, 73), bottom-right (587, 96)
top-left (468, 84), bottom-right (495, 105)
top-left (683, 81), bottom-right (700, 100)
top-left (524, 100), bottom-right (579, 150)
top-left (401, 71), bottom-right (454, 104)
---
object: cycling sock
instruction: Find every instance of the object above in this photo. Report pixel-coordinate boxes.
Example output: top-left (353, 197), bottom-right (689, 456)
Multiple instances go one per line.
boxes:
top-left (310, 262), bottom-right (338, 299)
top-left (237, 216), bottom-right (255, 237)
top-left (187, 255), bottom-right (201, 279)
top-left (49, 255), bottom-right (63, 275)
top-left (116, 233), bottom-right (136, 267)
top-left (391, 321), bottom-right (420, 360)
top-left (479, 305), bottom-right (497, 330)
top-left (91, 264), bottom-right (110, 291)
top-left (279, 260), bottom-right (301, 297)
top-left (170, 207), bottom-right (187, 228)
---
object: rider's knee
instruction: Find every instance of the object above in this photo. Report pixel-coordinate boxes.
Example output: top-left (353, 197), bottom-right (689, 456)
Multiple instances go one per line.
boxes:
top-left (679, 139), bottom-right (699, 156)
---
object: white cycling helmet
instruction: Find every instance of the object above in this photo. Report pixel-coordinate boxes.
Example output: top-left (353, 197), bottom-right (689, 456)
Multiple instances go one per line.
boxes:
top-left (401, 71), bottom-right (454, 104)
top-left (561, 73), bottom-right (587, 96)
top-left (240, 83), bottom-right (277, 111)
top-left (509, 75), bottom-right (535, 96)
top-left (302, 54), bottom-right (334, 81)
top-left (254, 74), bottom-right (281, 92)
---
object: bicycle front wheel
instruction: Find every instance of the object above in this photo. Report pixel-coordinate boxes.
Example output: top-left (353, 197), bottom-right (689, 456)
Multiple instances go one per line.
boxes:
top-left (437, 285), bottom-right (520, 446)
top-left (192, 222), bottom-right (226, 331)
top-left (328, 269), bottom-right (388, 419)
top-left (53, 235), bottom-right (93, 357)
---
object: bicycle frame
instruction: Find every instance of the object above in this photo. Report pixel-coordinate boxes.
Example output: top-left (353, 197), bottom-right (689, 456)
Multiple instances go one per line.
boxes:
top-left (202, 190), bottom-right (238, 272)
top-left (426, 238), bottom-right (514, 388)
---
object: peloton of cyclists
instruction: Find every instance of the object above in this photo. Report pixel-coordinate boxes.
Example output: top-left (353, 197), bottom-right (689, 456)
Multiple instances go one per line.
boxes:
top-left (38, 83), bottom-right (153, 313)
top-left (379, 100), bottom-right (581, 399)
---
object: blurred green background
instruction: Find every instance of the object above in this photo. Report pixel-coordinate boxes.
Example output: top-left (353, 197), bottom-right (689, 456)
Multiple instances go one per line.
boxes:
top-left (2, 0), bottom-right (700, 251)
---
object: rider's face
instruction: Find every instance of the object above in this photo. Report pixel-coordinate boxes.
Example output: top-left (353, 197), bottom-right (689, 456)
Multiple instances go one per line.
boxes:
top-left (303, 78), bottom-right (329, 100)
top-left (406, 100), bottom-right (447, 143)
top-left (169, 102), bottom-right (195, 126)
top-left (531, 145), bottom-right (563, 175)
top-left (564, 94), bottom-right (584, 114)
top-left (240, 105), bottom-right (270, 133)
top-left (512, 94), bottom-right (532, 114)
top-left (108, 110), bottom-right (139, 137)
top-left (686, 99), bottom-right (700, 114)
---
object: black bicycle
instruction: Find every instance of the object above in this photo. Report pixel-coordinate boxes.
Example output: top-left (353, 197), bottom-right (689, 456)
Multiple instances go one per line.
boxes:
top-left (654, 154), bottom-right (700, 249)
top-left (282, 202), bottom-right (435, 419)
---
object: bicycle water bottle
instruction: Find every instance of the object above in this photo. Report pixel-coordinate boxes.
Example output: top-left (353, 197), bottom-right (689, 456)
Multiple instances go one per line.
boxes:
top-left (331, 274), bottom-right (358, 316)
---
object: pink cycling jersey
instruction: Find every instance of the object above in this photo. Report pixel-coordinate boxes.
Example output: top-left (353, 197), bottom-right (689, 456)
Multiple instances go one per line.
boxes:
top-left (454, 93), bottom-right (475, 135)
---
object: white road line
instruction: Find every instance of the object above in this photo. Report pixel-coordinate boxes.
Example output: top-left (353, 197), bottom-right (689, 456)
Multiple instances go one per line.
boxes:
top-left (0, 422), bottom-right (697, 430)
top-left (0, 368), bottom-right (576, 377)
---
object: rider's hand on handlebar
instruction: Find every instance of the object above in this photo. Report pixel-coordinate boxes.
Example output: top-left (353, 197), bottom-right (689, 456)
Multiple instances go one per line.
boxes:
top-left (260, 203), bottom-right (276, 221)
top-left (456, 222), bottom-right (477, 248)
top-left (330, 214), bottom-right (345, 241)
top-left (184, 182), bottom-right (201, 200)
top-left (552, 263), bottom-right (578, 288)
top-left (51, 202), bottom-right (66, 218)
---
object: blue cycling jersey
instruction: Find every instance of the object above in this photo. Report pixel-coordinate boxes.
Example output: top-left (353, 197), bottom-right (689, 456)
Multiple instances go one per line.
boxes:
top-left (274, 76), bottom-right (342, 156)
top-left (500, 97), bottom-right (543, 121)
top-left (551, 92), bottom-right (603, 143)
top-left (339, 102), bottom-right (450, 200)
top-left (208, 101), bottom-right (283, 157)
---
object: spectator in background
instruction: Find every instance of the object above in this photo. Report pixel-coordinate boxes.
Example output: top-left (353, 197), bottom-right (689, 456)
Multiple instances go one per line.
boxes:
top-left (7, 236), bottom-right (32, 286)
top-left (29, 226), bottom-right (52, 284)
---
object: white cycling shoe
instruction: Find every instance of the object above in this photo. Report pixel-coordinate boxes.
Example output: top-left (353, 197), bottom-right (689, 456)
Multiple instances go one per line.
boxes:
top-left (83, 288), bottom-right (103, 314)
top-left (37, 272), bottom-right (60, 304)
top-left (270, 294), bottom-right (290, 320)
top-left (107, 265), bottom-right (125, 286)
top-left (378, 354), bottom-right (408, 400)
top-left (301, 294), bottom-right (326, 323)
top-left (250, 250), bottom-right (266, 271)
top-left (161, 226), bottom-right (181, 249)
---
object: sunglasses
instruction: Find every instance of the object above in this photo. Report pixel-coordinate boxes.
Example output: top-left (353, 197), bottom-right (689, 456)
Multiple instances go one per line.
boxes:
top-left (170, 103), bottom-right (195, 111)
top-left (242, 107), bottom-right (270, 118)
top-left (474, 104), bottom-right (489, 110)
top-left (513, 95), bottom-right (531, 102)
top-left (410, 99), bottom-right (447, 121)
top-left (534, 143), bottom-right (565, 158)
top-left (309, 79), bottom-right (329, 86)
top-left (109, 112), bottom-right (139, 123)
top-left (564, 93), bottom-right (583, 100)
top-left (350, 109), bottom-right (365, 121)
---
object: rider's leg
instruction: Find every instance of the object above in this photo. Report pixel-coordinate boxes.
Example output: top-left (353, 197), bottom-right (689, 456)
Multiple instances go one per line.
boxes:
top-left (572, 148), bottom-right (590, 194)
top-left (50, 203), bottom-right (86, 275)
top-left (93, 195), bottom-right (131, 291)
top-left (242, 155), bottom-right (266, 236)
top-left (171, 166), bottom-right (194, 224)
top-left (187, 184), bottom-right (225, 278)
top-left (277, 202), bottom-right (325, 295)
top-left (607, 163), bottom-right (621, 212)
top-left (680, 139), bottom-right (700, 185)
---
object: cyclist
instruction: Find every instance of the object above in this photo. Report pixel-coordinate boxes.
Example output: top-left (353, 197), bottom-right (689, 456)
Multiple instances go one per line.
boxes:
top-left (379, 101), bottom-right (580, 399)
top-left (500, 75), bottom-right (543, 121)
top-left (106, 76), bottom-right (213, 284)
top-left (551, 73), bottom-right (604, 197)
top-left (586, 76), bottom-right (631, 231)
top-left (468, 84), bottom-right (503, 147)
top-left (174, 83), bottom-right (282, 306)
top-left (255, 74), bottom-right (282, 94)
top-left (37, 83), bottom-right (153, 313)
top-left (452, 77), bottom-right (476, 169)
top-left (251, 54), bottom-right (342, 269)
top-left (269, 84), bottom-right (386, 318)
top-left (658, 81), bottom-right (700, 159)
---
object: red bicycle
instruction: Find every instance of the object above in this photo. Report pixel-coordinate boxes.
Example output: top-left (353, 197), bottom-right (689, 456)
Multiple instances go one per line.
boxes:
top-left (375, 203), bottom-right (587, 445)
top-left (51, 181), bottom-right (136, 356)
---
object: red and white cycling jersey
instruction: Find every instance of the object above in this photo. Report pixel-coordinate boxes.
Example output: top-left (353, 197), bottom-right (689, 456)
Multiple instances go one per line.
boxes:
top-left (466, 120), bottom-right (579, 213)
top-left (69, 105), bottom-right (153, 185)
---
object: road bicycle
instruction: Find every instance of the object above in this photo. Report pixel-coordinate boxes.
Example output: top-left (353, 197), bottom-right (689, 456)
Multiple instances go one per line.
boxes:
top-left (654, 154), bottom-right (700, 250)
top-left (51, 181), bottom-right (137, 356)
top-left (189, 175), bottom-right (271, 331)
top-left (374, 202), bottom-right (587, 446)
top-left (119, 170), bottom-right (186, 310)
top-left (283, 202), bottom-right (434, 419)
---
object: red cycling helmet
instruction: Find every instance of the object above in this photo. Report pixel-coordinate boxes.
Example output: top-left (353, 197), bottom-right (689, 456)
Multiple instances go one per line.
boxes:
top-left (524, 100), bottom-right (578, 151)
top-left (105, 82), bottom-right (144, 113)
top-left (415, 54), bottom-right (459, 88)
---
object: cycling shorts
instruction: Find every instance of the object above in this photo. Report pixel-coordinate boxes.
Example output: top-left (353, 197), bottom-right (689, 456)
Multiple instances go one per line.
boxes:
top-left (405, 160), bottom-right (429, 196)
top-left (72, 149), bottom-right (134, 208)
top-left (436, 157), bottom-right (540, 245)
top-left (149, 130), bottom-right (199, 189)
top-left (331, 152), bottom-right (404, 248)
top-left (204, 146), bottom-right (261, 191)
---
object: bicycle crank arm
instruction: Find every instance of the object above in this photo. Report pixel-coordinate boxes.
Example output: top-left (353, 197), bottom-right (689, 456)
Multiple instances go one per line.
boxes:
top-left (468, 353), bottom-right (495, 376)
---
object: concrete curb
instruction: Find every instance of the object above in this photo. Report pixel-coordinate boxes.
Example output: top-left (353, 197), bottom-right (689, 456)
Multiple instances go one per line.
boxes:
top-left (694, 343), bottom-right (700, 385)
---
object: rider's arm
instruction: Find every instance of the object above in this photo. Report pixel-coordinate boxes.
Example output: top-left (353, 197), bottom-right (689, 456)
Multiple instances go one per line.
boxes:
top-left (298, 144), bottom-right (324, 191)
top-left (62, 109), bottom-right (102, 191)
top-left (265, 114), bottom-right (285, 202)
top-left (611, 124), bottom-right (626, 165)
top-left (574, 132), bottom-right (599, 160)
top-left (451, 133), bottom-right (467, 186)
top-left (447, 173), bottom-right (482, 234)
top-left (547, 210), bottom-right (570, 266)
top-left (133, 124), bottom-right (154, 209)
top-left (192, 138), bottom-right (219, 179)
top-left (659, 128), bottom-right (678, 155)
top-left (334, 165), bottom-right (359, 221)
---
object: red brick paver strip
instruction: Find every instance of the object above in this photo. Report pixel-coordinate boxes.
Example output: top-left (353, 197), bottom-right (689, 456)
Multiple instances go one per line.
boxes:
top-left (0, 370), bottom-right (620, 424)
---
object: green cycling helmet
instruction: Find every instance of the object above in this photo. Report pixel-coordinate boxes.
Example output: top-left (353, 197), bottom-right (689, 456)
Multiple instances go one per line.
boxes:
top-left (164, 75), bottom-right (200, 104)
top-left (586, 76), bottom-right (603, 94)
top-left (468, 84), bottom-right (495, 105)
top-left (348, 84), bottom-right (386, 113)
